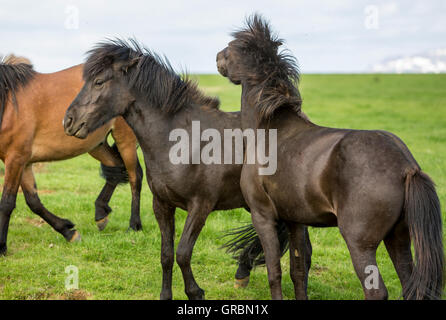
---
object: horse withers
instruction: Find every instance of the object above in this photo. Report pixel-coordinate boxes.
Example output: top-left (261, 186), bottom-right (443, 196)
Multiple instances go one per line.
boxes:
top-left (0, 54), bottom-right (143, 257)
top-left (216, 14), bottom-right (444, 300)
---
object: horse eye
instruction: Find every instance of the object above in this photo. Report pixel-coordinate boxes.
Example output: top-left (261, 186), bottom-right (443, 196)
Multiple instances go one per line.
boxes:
top-left (95, 79), bottom-right (104, 87)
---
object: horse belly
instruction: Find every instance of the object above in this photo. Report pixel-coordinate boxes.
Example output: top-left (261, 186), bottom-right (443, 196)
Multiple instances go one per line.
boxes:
top-left (271, 188), bottom-right (337, 227)
top-left (30, 124), bottom-right (111, 162)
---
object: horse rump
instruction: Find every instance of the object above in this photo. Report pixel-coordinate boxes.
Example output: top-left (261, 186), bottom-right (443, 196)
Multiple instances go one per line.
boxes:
top-left (0, 54), bottom-right (35, 128)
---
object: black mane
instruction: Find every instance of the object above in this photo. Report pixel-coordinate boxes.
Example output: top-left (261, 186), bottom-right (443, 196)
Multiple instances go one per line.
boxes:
top-left (84, 38), bottom-right (219, 114)
top-left (0, 55), bottom-right (35, 129)
top-left (231, 14), bottom-right (303, 120)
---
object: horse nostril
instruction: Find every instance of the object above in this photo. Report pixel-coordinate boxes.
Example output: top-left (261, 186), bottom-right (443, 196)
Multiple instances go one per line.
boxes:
top-left (65, 116), bottom-right (73, 128)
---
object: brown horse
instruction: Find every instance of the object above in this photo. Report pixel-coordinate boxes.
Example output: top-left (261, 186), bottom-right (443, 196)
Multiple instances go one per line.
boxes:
top-left (0, 54), bottom-right (143, 257)
top-left (62, 39), bottom-right (312, 299)
top-left (216, 14), bottom-right (444, 300)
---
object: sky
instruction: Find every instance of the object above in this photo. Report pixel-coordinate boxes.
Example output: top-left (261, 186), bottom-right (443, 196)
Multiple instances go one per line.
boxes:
top-left (1, 0), bottom-right (445, 73)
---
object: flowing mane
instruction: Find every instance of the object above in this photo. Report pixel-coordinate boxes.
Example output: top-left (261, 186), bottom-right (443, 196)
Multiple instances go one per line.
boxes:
top-left (84, 38), bottom-right (220, 114)
top-left (231, 14), bottom-right (303, 120)
top-left (0, 54), bottom-right (35, 128)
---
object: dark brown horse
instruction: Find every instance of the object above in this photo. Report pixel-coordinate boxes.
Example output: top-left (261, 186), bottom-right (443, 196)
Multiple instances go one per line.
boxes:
top-left (0, 54), bottom-right (144, 257)
top-left (216, 14), bottom-right (445, 300)
top-left (62, 39), bottom-right (311, 299)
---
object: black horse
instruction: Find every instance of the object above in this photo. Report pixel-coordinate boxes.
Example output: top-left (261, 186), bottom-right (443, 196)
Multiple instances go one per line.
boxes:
top-left (63, 39), bottom-right (311, 299)
top-left (216, 14), bottom-right (444, 300)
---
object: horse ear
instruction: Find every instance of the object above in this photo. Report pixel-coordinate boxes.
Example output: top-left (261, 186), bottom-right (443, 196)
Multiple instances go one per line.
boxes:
top-left (121, 57), bottom-right (140, 73)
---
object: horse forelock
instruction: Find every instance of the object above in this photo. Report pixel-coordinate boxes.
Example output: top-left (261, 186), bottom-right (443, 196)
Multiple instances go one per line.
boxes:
top-left (83, 38), bottom-right (220, 114)
top-left (230, 14), bottom-right (303, 121)
top-left (231, 14), bottom-right (300, 84)
top-left (83, 38), bottom-right (142, 81)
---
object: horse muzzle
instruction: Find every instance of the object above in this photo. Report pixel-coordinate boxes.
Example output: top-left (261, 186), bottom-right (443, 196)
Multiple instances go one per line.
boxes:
top-left (216, 52), bottom-right (228, 77)
top-left (64, 114), bottom-right (88, 139)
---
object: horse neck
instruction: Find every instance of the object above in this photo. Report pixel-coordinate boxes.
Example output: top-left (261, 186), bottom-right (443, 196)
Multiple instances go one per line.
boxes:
top-left (240, 84), bottom-right (260, 130)
top-left (122, 98), bottom-right (172, 157)
top-left (240, 82), bottom-right (309, 131)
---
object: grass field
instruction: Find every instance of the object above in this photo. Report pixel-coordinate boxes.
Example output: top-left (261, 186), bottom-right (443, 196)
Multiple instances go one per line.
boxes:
top-left (0, 74), bottom-right (445, 300)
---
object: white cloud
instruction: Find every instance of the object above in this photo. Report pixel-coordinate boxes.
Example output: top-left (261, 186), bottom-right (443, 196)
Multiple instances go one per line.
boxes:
top-left (372, 49), bottom-right (446, 73)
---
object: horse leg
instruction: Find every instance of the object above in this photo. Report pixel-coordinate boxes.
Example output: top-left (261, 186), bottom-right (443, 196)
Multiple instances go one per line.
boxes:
top-left (234, 220), bottom-right (293, 289)
top-left (251, 211), bottom-right (283, 300)
top-left (345, 242), bottom-right (387, 300)
top-left (304, 227), bottom-right (312, 274)
top-left (233, 224), bottom-right (262, 288)
top-left (153, 196), bottom-right (175, 300)
top-left (111, 123), bottom-right (143, 231)
top-left (0, 160), bottom-right (24, 256)
top-left (94, 181), bottom-right (117, 230)
top-left (234, 246), bottom-right (255, 288)
top-left (340, 223), bottom-right (388, 300)
top-left (21, 164), bottom-right (80, 242)
top-left (287, 222), bottom-right (310, 300)
top-left (88, 144), bottom-right (122, 230)
top-left (0, 156), bottom-right (27, 255)
top-left (176, 203), bottom-right (211, 300)
top-left (384, 217), bottom-right (413, 299)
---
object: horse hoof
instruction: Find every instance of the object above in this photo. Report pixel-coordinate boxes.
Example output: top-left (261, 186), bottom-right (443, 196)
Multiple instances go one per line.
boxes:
top-left (234, 276), bottom-right (250, 288)
top-left (0, 244), bottom-right (7, 257)
top-left (129, 223), bottom-right (143, 232)
top-left (186, 288), bottom-right (205, 300)
top-left (96, 216), bottom-right (109, 231)
top-left (160, 291), bottom-right (173, 300)
top-left (69, 230), bottom-right (81, 243)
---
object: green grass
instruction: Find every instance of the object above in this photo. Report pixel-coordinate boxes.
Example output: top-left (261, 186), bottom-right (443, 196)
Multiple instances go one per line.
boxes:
top-left (1, 74), bottom-right (446, 300)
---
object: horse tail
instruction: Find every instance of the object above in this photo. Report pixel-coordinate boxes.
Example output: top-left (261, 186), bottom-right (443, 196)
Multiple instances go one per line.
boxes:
top-left (404, 169), bottom-right (444, 299)
top-left (99, 143), bottom-right (131, 185)
top-left (0, 54), bottom-right (35, 129)
top-left (221, 220), bottom-right (289, 268)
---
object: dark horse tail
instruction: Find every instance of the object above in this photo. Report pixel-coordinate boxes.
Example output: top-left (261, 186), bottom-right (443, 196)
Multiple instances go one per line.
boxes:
top-left (0, 54), bottom-right (35, 129)
top-left (100, 143), bottom-right (131, 184)
top-left (404, 170), bottom-right (444, 300)
top-left (221, 221), bottom-right (289, 269)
